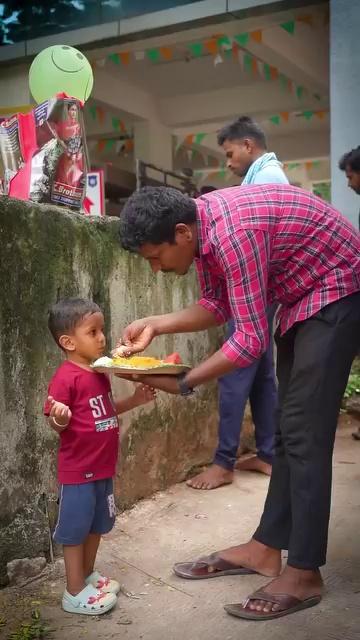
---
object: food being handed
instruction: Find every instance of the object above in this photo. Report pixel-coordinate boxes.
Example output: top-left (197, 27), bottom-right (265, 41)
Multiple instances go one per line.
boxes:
top-left (163, 352), bottom-right (182, 364)
top-left (92, 352), bottom-right (187, 374)
top-left (112, 355), bottom-right (164, 368)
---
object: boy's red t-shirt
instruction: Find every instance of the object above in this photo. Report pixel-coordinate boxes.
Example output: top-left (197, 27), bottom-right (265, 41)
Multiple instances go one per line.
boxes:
top-left (44, 360), bottom-right (119, 484)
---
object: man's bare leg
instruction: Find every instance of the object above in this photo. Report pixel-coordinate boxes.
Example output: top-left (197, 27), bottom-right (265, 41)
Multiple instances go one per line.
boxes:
top-left (235, 454), bottom-right (272, 476)
top-left (186, 464), bottom-right (233, 490)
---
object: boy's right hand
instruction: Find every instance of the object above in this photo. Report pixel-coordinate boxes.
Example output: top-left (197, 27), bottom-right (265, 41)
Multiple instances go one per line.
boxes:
top-left (47, 396), bottom-right (72, 431)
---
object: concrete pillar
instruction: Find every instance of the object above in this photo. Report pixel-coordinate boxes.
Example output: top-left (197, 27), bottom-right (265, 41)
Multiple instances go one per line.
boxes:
top-left (134, 120), bottom-right (173, 171)
top-left (330, 0), bottom-right (360, 228)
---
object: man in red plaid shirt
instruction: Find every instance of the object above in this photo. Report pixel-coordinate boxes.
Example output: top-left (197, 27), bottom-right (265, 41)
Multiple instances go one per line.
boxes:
top-left (118, 184), bottom-right (360, 621)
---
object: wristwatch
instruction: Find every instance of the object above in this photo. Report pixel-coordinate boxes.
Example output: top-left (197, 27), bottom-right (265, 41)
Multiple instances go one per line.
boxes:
top-left (177, 372), bottom-right (195, 396)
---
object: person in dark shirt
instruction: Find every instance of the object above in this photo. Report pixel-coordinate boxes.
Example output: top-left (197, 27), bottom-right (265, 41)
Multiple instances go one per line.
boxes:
top-left (339, 146), bottom-right (360, 230)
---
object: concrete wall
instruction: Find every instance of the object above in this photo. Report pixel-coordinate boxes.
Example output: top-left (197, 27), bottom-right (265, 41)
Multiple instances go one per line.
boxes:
top-left (0, 196), bottom-right (221, 585)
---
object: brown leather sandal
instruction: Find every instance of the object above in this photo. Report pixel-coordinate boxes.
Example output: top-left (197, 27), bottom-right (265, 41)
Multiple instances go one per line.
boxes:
top-left (173, 553), bottom-right (258, 580)
top-left (224, 588), bottom-right (322, 620)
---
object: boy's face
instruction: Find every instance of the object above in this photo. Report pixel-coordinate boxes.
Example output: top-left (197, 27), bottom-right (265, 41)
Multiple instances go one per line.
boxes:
top-left (60, 312), bottom-right (106, 362)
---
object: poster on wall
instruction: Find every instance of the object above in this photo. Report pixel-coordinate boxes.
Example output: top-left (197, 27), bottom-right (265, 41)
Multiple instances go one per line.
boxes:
top-left (312, 181), bottom-right (331, 203)
top-left (84, 169), bottom-right (105, 216)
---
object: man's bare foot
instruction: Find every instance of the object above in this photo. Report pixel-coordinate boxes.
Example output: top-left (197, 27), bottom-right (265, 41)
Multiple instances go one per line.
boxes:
top-left (246, 565), bottom-right (323, 613)
top-left (186, 464), bottom-right (233, 490)
top-left (219, 539), bottom-right (282, 577)
top-left (235, 454), bottom-right (272, 476)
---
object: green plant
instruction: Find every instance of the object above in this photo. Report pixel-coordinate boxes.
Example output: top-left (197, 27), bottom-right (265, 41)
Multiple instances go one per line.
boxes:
top-left (344, 373), bottom-right (360, 400)
top-left (8, 610), bottom-right (53, 640)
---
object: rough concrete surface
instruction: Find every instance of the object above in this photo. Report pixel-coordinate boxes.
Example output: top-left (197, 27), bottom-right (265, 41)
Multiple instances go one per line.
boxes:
top-left (0, 197), bottom-right (222, 582)
top-left (1, 419), bottom-right (359, 640)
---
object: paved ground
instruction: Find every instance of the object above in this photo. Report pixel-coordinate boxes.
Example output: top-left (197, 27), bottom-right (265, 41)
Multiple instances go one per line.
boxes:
top-left (2, 418), bottom-right (360, 639)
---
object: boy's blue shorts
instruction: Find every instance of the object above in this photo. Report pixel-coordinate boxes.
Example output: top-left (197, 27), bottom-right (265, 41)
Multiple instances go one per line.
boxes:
top-left (53, 478), bottom-right (116, 545)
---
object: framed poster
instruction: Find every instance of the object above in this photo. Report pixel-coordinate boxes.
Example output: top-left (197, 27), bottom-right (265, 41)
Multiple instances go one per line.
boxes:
top-left (84, 169), bottom-right (105, 216)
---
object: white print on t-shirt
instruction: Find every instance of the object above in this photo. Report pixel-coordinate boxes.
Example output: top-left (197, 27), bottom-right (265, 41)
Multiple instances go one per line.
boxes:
top-left (89, 395), bottom-right (118, 432)
top-left (108, 493), bottom-right (116, 518)
top-left (95, 416), bottom-right (118, 432)
top-left (89, 395), bottom-right (107, 418)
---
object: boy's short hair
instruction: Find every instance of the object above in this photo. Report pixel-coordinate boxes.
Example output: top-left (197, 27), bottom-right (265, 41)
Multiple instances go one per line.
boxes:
top-left (48, 298), bottom-right (101, 347)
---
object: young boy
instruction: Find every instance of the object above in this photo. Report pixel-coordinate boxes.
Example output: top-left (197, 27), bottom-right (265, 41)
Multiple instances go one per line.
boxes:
top-left (44, 298), bottom-right (156, 616)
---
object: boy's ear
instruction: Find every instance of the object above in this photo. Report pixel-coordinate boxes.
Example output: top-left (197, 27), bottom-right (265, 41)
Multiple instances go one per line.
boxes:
top-left (59, 334), bottom-right (76, 352)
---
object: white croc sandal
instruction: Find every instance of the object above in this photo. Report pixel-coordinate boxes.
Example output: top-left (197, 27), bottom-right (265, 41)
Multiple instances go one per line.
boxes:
top-left (62, 584), bottom-right (117, 615)
top-left (86, 570), bottom-right (120, 595)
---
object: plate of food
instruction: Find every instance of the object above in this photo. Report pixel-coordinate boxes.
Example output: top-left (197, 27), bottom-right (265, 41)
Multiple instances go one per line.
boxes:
top-left (91, 352), bottom-right (191, 375)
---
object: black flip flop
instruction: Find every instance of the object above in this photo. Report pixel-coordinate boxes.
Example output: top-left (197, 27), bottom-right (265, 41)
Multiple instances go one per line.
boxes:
top-left (174, 553), bottom-right (258, 580)
top-left (224, 588), bottom-right (322, 620)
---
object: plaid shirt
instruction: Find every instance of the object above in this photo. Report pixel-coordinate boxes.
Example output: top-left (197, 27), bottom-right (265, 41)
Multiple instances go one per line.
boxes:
top-left (195, 184), bottom-right (360, 366)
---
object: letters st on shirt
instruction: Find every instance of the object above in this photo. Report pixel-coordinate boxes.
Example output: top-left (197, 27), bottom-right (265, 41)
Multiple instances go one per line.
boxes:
top-left (89, 393), bottom-right (118, 432)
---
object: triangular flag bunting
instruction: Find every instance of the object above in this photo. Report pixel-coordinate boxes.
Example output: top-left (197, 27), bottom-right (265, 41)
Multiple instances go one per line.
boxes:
top-left (280, 112), bottom-right (289, 122)
top-left (97, 140), bottom-right (106, 153)
top-left (96, 107), bottom-right (105, 124)
top-left (305, 161), bottom-right (313, 171)
top-left (124, 139), bottom-right (134, 152)
top-left (231, 41), bottom-right (239, 60)
top-left (250, 30), bottom-right (263, 43)
top-left (108, 53), bottom-right (120, 65)
top-left (244, 53), bottom-right (253, 74)
top-left (217, 35), bottom-right (232, 49)
top-left (269, 66), bottom-right (279, 80)
top-left (302, 110), bottom-right (314, 120)
top-left (297, 14), bottom-right (313, 27)
top-left (160, 47), bottom-right (173, 60)
top-left (185, 134), bottom-right (194, 145)
top-left (281, 21), bottom-right (295, 35)
top-left (119, 52), bottom-right (130, 65)
top-left (263, 63), bottom-right (272, 81)
top-left (195, 133), bottom-right (206, 145)
top-left (135, 50), bottom-right (145, 61)
top-left (234, 33), bottom-right (249, 47)
top-left (315, 110), bottom-right (326, 120)
top-left (214, 53), bottom-right (223, 66)
top-left (270, 115), bottom-right (281, 125)
top-left (205, 39), bottom-right (218, 55)
top-left (188, 42), bottom-right (203, 57)
top-left (112, 117), bottom-right (120, 131)
top-left (105, 139), bottom-right (116, 152)
top-left (296, 85), bottom-right (305, 100)
top-left (147, 49), bottom-right (161, 63)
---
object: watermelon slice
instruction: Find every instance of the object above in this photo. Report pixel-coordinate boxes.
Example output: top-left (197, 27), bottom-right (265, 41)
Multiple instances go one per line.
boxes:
top-left (164, 352), bottom-right (182, 364)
